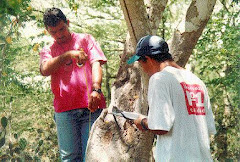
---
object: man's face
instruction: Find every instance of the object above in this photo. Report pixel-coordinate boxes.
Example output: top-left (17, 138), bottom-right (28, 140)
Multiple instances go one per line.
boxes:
top-left (138, 56), bottom-right (158, 77)
top-left (46, 20), bottom-right (71, 44)
top-left (138, 58), bottom-right (152, 76)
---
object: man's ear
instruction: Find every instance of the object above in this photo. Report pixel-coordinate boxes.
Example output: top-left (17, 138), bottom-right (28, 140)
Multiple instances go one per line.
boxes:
top-left (145, 56), bottom-right (151, 62)
top-left (145, 56), bottom-right (155, 64)
top-left (67, 20), bottom-right (70, 26)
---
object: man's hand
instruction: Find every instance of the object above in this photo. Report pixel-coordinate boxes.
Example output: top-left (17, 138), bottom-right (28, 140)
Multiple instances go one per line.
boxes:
top-left (67, 50), bottom-right (88, 66)
top-left (134, 115), bottom-right (148, 131)
top-left (88, 91), bottom-right (101, 112)
top-left (134, 115), bottom-right (169, 135)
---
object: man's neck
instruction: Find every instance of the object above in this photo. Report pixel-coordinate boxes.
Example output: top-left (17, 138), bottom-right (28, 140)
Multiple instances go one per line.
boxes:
top-left (159, 61), bottom-right (184, 71)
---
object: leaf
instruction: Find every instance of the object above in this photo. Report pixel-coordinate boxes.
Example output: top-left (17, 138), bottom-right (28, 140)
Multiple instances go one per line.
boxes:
top-left (6, 36), bottom-right (12, 44)
top-left (38, 140), bottom-right (43, 146)
top-left (9, 141), bottom-right (13, 150)
top-left (14, 147), bottom-right (21, 154)
top-left (19, 138), bottom-right (27, 150)
top-left (14, 133), bottom-right (18, 139)
top-left (35, 146), bottom-right (39, 153)
top-left (0, 137), bottom-right (5, 148)
top-left (1, 116), bottom-right (8, 128)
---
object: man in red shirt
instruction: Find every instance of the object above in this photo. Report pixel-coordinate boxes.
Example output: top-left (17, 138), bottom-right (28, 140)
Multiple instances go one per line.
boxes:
top-left (39, 7), bottom-right (107, 161)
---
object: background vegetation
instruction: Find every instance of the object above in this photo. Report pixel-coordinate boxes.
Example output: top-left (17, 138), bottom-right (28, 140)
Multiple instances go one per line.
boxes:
top-left (0, 0), bottom-right (239, 161)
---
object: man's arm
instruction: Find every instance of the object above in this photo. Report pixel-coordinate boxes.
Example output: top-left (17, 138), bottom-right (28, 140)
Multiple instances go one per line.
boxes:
top-left (40, 50), bottom-right (88, 76)
top-left (134, 115), bottom-right (168, 135)
top-left (88, 61), bottom-right (103, 112)
top-left (41, 53), bottom-right (69, 76)
top-left (92, 61), bottom-right (102, 90)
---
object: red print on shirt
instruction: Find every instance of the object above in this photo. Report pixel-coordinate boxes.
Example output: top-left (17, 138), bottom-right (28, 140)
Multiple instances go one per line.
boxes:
top-left (180, 82), bottom-right (205, 115)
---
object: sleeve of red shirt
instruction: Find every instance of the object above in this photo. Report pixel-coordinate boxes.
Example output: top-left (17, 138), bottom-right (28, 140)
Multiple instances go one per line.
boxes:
top-left (39, 47), bottom-right (52, 65)
top-left (39, 47), bottom-right (52, 74)
top-left (84, 34), bottom-right (107, 65)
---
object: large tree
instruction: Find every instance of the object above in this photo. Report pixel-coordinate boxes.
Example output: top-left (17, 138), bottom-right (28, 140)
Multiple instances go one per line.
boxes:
top-left (86, 0), bottom-right (216, 161)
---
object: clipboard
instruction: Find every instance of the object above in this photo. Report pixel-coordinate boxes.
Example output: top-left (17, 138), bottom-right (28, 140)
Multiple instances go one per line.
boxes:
top-left (110, 106), bottom-right (145, 120)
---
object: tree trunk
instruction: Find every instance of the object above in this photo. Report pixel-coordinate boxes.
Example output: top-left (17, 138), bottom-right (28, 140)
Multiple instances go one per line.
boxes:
top-left (86, 0), bottom-right (216, 161)
top-left (145, 0), bottom-right (168, 34)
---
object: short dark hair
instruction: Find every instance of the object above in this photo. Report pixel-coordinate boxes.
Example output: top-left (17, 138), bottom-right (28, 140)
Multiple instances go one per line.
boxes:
top-left (139, 53), bottom-right (174, 63)
top-left (43, 7), bottom-right (67, 28)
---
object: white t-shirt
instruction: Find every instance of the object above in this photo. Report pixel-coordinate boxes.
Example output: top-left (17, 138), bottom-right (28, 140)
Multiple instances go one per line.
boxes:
top-left (147, 66), bottom-right (216, 162)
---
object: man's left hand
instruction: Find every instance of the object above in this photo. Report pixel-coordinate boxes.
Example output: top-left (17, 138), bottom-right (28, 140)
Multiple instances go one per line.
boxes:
top-left (88, 91), bottom-right (101, 112)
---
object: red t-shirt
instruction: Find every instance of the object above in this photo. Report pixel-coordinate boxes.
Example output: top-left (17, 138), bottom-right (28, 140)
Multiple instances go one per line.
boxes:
top-left (39, 33), bottom-right (107, 112)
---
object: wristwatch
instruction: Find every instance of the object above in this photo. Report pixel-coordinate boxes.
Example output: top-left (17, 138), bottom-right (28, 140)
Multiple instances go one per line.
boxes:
top-left (93, 88), bottom-right (102, 94)
top-left (141, 118), bottom-right (148, 130)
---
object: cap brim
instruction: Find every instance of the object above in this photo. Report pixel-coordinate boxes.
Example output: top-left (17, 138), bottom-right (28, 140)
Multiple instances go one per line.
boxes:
top-left (127, 55), bottom-right (141, 64)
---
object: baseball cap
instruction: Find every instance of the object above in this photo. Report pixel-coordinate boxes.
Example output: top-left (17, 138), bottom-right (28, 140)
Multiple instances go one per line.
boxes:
top-left (127, 35), bottom-right (169, 64)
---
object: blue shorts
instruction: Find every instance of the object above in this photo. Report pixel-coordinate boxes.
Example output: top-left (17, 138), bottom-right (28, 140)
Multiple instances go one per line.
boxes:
top-left (54, 108), bottom-right (102, 162)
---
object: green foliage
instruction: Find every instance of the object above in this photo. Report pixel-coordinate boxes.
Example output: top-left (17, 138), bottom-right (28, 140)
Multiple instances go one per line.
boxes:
top-left (190, 2), bottom-right (239, 160)
top-left (0, 1), bottom-right (58, 157)
top-left (88, 0), bottom-right (118, 8)
top-left (0, 42), bottom-right (59, 160)
top-left (0, 0), bottom-right (36, 30)
top-left (0, 0), bottom-right (27, 16)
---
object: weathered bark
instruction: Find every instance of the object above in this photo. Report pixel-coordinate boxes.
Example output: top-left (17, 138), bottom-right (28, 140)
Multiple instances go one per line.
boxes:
top-left (169, 0), bottom-right (216, 67)
top-left (86, 0), bottom-right (216, 161)
top-left (145, 0), bottom-right (168, 34)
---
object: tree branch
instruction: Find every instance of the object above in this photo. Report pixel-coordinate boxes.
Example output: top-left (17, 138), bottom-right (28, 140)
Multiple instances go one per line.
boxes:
top-left (169, 0), bottom-right (217, 67)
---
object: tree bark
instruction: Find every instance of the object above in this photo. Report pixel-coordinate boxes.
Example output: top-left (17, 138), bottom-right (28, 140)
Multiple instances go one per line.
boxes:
top-left (145, 0), bottom-right (168, 34)
top-left (86, 0), bottom-right (216, 161)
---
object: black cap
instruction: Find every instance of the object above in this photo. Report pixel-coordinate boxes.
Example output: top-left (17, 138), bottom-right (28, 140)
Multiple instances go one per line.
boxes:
top-left (127, 35), bottom-right (169, 64)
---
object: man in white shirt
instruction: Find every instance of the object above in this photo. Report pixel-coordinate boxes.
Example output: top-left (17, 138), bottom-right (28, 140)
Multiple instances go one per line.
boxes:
top-left (128, 35), bottom-right (216, 162)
